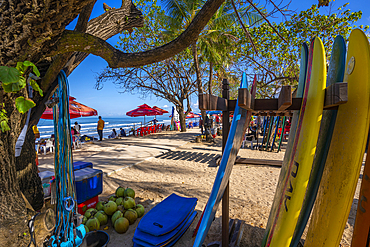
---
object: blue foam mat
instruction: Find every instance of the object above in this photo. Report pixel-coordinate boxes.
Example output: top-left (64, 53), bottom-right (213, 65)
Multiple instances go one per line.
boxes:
top-left (134, 207), bottom-right (196, 246)
top-left (137, 193), bottom-right (197, 236)
top-left (133, 211), bottom-right (197, 247)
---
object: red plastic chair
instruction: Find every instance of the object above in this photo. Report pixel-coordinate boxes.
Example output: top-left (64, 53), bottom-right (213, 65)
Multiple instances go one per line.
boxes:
top-left (137, 127), bottom-right (144, 137)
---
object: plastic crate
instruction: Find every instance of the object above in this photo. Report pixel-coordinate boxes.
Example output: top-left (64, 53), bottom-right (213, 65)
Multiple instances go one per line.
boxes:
top-left (38, 171), bottom-right (55, 198)
top-left (74, 168), bottom-right (103, 204)
top-left (77, 195), bottom-right (99, 215)
top-left (73, 161), bottom-right (93, 171)
top-left (38, 170), bottom-right (54, 184)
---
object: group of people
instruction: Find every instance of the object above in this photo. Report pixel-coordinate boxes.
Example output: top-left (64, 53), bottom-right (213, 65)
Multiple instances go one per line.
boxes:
top-left (97, 116), bottom-right (127, 141)
top-left (71, 122), bottom-right (82, 148)
top-left (107, 128), bottom-right (126, 139)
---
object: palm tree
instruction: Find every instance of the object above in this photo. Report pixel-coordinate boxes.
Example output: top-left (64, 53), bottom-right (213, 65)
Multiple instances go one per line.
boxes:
top-left (161, 0), bottom-right (261, 99)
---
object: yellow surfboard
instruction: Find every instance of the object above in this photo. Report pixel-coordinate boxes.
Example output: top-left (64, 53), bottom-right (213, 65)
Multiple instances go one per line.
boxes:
top-left (305, 29), bottom-right (370, 247)
top-left (265, 37), bottom-right (326, 247)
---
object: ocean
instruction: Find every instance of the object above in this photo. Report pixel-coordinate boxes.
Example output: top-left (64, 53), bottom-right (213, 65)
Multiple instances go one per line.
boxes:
top-left (36, 115), bottom-right (197, 139)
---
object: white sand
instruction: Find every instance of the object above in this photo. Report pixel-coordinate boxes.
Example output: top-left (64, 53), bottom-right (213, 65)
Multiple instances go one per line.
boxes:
top-left (40, 130), bottom-right (362, 246)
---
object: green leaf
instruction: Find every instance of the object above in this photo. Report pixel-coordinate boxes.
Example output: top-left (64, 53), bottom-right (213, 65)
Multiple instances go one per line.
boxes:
top-left (30, 79), bottom-right (43, 96)
top-left (15, 97), bottom-right (36, 113)
top-left (0, 119), bottom-right (10, 132)
top-left (18, 76), bottom-right (26, 89)
top-left (16, 62), bottom-right (27, 75)
top-left (22, 61), bottom-right (40, 77)
top-left (24, 61), bottom-right (40, 77)
top-left (2, 81), bottom-right (21, 92)
top-left (0, 66), bottom-right (20, 85)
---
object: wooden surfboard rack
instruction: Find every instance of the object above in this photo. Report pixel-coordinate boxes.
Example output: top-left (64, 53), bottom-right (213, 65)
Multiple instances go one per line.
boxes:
top-left (199, 82), bottom-right (348, 115)
top-left (199, 80), bottom-right (348, 246)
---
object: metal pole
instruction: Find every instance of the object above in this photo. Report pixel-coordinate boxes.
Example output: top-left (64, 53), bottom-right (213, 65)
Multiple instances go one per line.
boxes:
top-left (222, 78), bottom-right (230, 246)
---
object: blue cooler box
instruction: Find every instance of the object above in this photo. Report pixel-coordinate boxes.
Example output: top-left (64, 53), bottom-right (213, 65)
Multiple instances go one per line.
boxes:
top-left (74, 168), bottom-right (103, 204)
top-left (73, 161), bottom-right (93, 171)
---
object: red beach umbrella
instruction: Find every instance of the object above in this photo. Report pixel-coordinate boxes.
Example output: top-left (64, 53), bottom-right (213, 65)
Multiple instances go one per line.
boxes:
top-left (152, 106), bottom-right (169, 114)
top-left (186, 112), bottom-right (201, 119)
top-left (41, 96), bottom-right (98, 119)
top-left (126, 104), bottom-right (163, 123)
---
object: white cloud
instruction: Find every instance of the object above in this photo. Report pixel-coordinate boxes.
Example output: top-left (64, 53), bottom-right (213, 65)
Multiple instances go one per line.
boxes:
top-left (163, 105), bottom-right (169, 108)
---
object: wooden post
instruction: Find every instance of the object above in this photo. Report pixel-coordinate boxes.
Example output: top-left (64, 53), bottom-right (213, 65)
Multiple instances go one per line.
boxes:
top-left (222, 78), bottom-right (230, 247)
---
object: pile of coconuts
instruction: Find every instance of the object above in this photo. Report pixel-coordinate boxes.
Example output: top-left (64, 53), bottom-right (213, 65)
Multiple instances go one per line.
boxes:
top-left (82, 186), bottom-right (145, 234)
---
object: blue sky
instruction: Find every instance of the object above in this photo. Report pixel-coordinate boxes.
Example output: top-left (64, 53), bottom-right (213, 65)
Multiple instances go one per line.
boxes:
top-left (67, 0), bottom-right (370, 117)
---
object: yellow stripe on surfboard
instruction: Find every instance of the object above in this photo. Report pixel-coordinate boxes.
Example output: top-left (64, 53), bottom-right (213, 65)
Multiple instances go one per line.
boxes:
top-left (305, 29), bottom-right (370, 247)
top-left (267, 37), bottom-right (326, 247)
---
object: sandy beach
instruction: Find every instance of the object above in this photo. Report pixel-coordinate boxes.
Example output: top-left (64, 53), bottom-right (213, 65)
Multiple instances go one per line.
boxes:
top-left (38, 128), bottom-right (362, 247)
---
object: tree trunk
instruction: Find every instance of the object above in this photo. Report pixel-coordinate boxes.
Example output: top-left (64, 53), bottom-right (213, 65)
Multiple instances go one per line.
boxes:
top-left (191, 41), bottom-right (207, 126)
top-left (16, 0), bottom-right (145, 217)
top-left (208, 61), bottom-right (213, 95)
top-left (15, 128), bottom-right (44, 211)
top-left (177, 105), bottom-right (187, 132)
top-left (0, 94), bottom-right (31, 246)
top-left (192, 42), bottom-right (203, 96)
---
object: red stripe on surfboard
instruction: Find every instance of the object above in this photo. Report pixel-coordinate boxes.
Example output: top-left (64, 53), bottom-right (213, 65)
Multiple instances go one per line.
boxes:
top-left (266, 39), bottom-right (315, 247)
top-left (193, 205), bottom-right (206, 238)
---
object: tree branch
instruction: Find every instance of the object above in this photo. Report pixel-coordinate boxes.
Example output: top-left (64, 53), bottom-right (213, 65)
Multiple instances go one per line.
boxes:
top-left (30, 0), bottom-right (144, 127)
top-left (245, 54), bottom-right (276, 78)
top-left (48, 0), bottom-right (227, 68)
top-left (245, 0), bottom-right (287, 42)
top-left (75, 0), bottom-right (98, 32)
top-left (230, 0), bottom-right (257, 53)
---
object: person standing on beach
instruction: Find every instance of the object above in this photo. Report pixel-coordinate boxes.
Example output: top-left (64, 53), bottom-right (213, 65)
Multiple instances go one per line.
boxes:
top-left (199, 118), bottom-right (203, 134)
top-left (74, 121), bottom-right (81, 134)
top-left (97, 116), bottom-right (105, 141)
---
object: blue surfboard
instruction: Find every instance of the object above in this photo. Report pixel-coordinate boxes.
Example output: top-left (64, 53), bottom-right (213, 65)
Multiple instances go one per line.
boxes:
top-left (259, 117), bottom-right (267, 150)
top-left (270, 116), bottom-right (280, 151)
top-left (265, 116), bottom-right (275, 151)
top-left (193, 73), bottom-right (256, 246)
top-left (133, 211), bottom-right (197, 247)
top-left (137, 194), bottom-right (197, 236)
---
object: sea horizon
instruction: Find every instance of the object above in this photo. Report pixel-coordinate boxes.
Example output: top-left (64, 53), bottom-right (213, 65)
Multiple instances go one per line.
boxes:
top-left (37, 114), bottom-right (200, 139)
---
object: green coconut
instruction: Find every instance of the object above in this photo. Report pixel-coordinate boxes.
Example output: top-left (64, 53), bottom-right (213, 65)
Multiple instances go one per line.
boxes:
top-left (84, 225), bottom-right (89, 233)
top-left (116, 186), bottom-right (125, 197)
top-left (123, 197), bottom-right (136, 210)
top-left (109, 195), bottom-right (117, 202)
top-left (135, 204), bottom-right (145, 218)
top-left (86, 217), bottom-right (100, 231)
top-left (95, 211), bottom-right (108, 226)
top-left (95, 201), bottom-right (105, 211)
top-left (124, 209), bottom-right (138, 225)
top-left (116, 197), bottom-right (124, 206)
top-left (82, 216), bottom-right (88, 225)
top-left (123, 188), bottom-right (135, 198)
top-left (103, 201), bottom-right (118, 216)
top-left (111, 210), bottom-right (123, 226)
top-left (114, 217), bottom-right (129, 234)
top-left (85, 208), bottom-right (97, 219)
